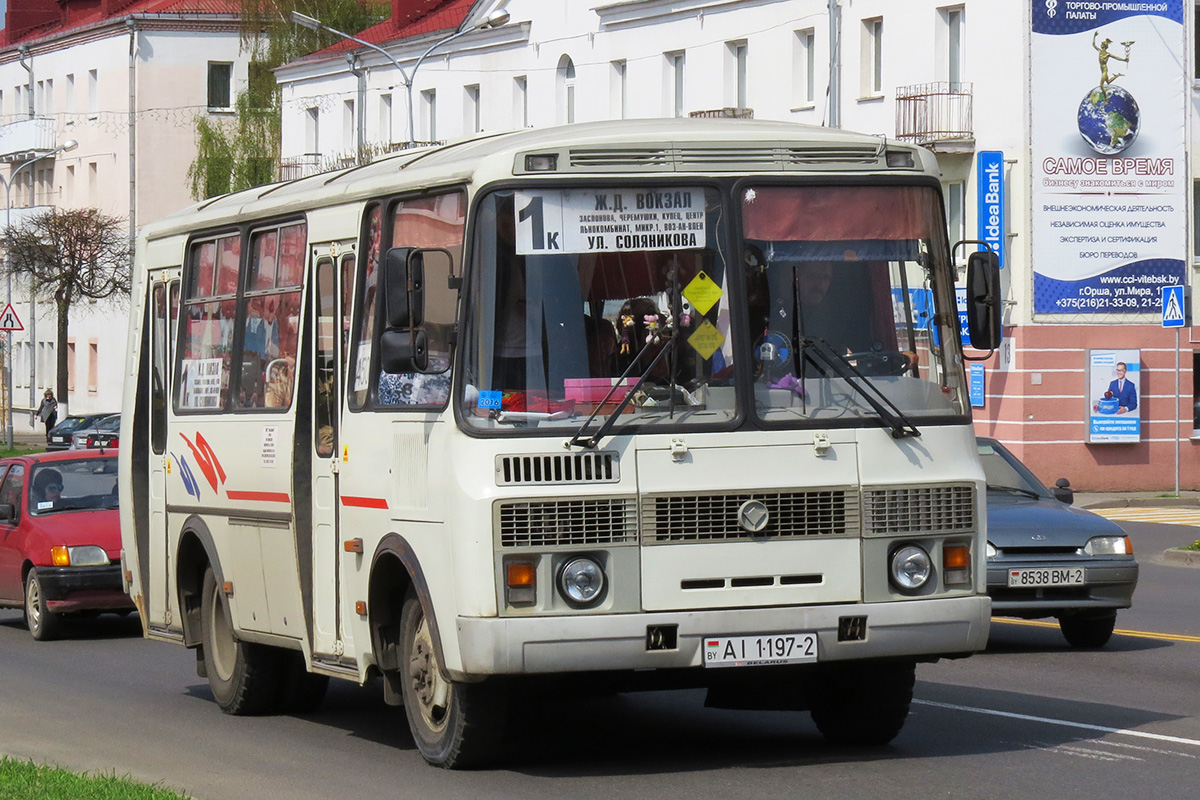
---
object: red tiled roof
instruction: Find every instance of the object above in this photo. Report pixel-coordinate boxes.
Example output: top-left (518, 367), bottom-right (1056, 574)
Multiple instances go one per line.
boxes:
top-left (308, 0), bottom-right (476, 59)
top-left (2, 0), bottom-right (241, 48)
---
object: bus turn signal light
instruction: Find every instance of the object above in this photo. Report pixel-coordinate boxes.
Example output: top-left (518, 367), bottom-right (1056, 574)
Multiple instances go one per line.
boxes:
top-left (506, 562), bottom-right (536, 605)
top-left (943, 544), bottom-right (971, 585)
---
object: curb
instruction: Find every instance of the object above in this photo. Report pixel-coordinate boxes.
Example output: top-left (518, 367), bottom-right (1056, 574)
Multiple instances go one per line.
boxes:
top-left (1077, 496), bottom-right (1200, 510)
top-left (1163, 548), bottom-right (1200, 568)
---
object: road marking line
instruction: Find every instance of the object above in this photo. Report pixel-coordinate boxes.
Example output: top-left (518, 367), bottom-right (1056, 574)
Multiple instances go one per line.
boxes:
top-left (1091, 508), bottom-right (1200, 527)
top-left (915, 699), bottom-right (1200, 748)
top-left (992, 617), bottom-right (1200, 643)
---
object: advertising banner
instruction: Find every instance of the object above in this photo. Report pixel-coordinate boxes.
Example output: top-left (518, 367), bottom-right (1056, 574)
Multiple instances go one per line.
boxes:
top-left (1086, 348), bottom-right (1140, 442)
top-left (1030, 2), bottom-right (1186, 316)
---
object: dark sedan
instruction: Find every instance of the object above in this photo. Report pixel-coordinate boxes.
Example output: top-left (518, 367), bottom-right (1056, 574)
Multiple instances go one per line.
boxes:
top-left (980, 437), bottom-right (1138, 648)
top-left (0, 450), bottom-right (131, 640)
top-left (45, 412), bottom-right (117, 451)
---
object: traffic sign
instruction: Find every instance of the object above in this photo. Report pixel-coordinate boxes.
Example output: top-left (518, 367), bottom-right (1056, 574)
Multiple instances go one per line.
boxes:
top-left (1161, 285), bottom-right (1186, 328)
top-left (0, 304), bottom-right (23, 331)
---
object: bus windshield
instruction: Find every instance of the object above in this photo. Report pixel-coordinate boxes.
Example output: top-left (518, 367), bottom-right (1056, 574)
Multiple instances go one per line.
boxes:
top-left (742, 184), bottom-right (965, 425)
top-left (459, 183), bottom-right (965, 434)
top-left (460, 187), bottom-right (738, 432)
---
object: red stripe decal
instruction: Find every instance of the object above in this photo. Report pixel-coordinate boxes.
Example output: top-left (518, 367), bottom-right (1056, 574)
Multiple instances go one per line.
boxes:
top-left (225, 490), bottom-right (290, 503)
top-left (342, 495), bottom-right (389, 509)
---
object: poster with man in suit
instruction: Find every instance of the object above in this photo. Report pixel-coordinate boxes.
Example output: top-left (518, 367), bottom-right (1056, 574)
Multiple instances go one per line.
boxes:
top-left (1087, 349), bottom-right (1140, 443)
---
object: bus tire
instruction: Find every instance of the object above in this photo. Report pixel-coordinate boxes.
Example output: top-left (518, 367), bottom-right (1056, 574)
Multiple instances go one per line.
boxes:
top-left (24, 569), bottom-right (62, 641)
top-left (399, 591), bottom-right (506, 768)
top-left (200, 567), bottom-right (283, 715)
top-left (809, 660), bottom-right (915, 746)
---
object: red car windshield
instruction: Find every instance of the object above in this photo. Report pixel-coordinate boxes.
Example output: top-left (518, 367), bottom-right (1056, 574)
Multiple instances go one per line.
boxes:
top-left (29, 458), bottom-right (119, 515)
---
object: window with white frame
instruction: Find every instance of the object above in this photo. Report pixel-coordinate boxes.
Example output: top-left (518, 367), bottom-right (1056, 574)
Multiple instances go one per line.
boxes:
top-left (610, 60), bottom-right (627, 119)
top-left (380, 93), bottom-right (392, 144)
top-left (665, 50), bottom-right (686, 117)
top-left (557, 55), bottom-right (576, 124)
top-left (464, 84), bottom-right (481, 133)
top-left (726, 40), bottom-right (748, 109)
top-left (87, 69), bottom-right (98, 117)
top-left (946, 181), bottom-right (965, 247)
top-left (793, 29), bottom-right (816, 107)
top-left (343, 99), bottom-right (355, 148)
top-left (207, 62), bottom-right (232, 110)
top-left (940, 6), bottom-right (964, 88)
top-left (421, 89), bottom-right (437, 142)
top-left (514, 75), bottom-right (529, 128)
top-left (65, 74), bottom-right (74, 114)
top-left (861, 17), bottom-right (883, 97)
top-left (304, 107), bottom-right (319, 155)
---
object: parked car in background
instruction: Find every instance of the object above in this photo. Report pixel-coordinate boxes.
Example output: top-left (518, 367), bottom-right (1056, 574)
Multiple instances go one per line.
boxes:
top-left (46, 413), bottom-right (117, 451)
top-left (979, 437), bottom-right (1138, 648)
top-left (0, 450), bottom-right (130, 640)
top-left (70, 413), bottom-right (121, 450)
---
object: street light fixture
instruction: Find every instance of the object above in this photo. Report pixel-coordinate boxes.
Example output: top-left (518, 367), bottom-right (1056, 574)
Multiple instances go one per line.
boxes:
top-left (290, 8), bottom-right (509, 148)
top-left (1, 137), bottom-right (78, 448)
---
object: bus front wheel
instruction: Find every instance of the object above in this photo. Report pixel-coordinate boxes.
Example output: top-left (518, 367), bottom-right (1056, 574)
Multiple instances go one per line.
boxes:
top-left (399, 591), bottom-right (506, 768)
top-left (809, 660), bottom-right (915, 746)
top-left (200, 567), bottom-right (283, 715)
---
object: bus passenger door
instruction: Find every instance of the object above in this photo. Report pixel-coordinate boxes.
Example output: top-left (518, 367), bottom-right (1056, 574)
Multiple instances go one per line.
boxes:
top-left (148, 271), bottom-right (180, 630)
top-left (308, 248), bottom-right (353, 658)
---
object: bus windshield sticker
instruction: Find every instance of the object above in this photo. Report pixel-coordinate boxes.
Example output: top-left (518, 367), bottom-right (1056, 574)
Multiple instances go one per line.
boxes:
top-left (514, 188), bottom-right (706, 255)
top-left (682, 270), bottom-right (722, 315)
top-left (353, 343), bottom-right (371, 392)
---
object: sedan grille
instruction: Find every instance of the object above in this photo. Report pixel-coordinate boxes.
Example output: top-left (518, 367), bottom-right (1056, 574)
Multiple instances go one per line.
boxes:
top-left (641, 489), bottom-right (858, 544)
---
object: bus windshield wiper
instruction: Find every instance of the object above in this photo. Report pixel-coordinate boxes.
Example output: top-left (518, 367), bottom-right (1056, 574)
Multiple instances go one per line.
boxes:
top-left (799, 337), bottom-right (920, 439)
top-left (568, 335), bottom-right (678, 450)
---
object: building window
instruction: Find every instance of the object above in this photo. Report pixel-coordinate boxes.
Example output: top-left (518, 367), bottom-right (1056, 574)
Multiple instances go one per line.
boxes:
top-left (88, 340), bottom-right (98, 393)
top-left (610, 61), bottom-right (627, 119)
top-left (66, 165), bottom-right (75, 203)
top-left (65, 74), bottom-right (74, 114)
top-left (88, 70), bottom-right (98, 117)
top-left (421, 89), bottom-right (437, 142)
top-left (208, 62), bottom-right (233, 110)
top-left (941, 6), bottom-right (964, 88)
top-left (793, 29), bottom-right (816, 107)
top-left (87, 162), bottom-right (97, 206)
top-left (726, 41), bottom-right (748, 109)
top-left (1193, 181), bottom-right (1200, 261)
top-left (464, 84), bottom-right (481, 133)
top-left (304, 107), bottom-right (319, 154)
top-left (514, 75), bottom-right (529, 128)
top-left (379, 93), bottom-right (392, 144)
top-left (666, 50), bottom-right (686, 117)
top-left (946, 181), bottom-right (965, 247)
top-left (343, 99), bottom-right (355, 150)
top-left (861, 17), bottom-right (883, 96)
top-left (67, 340), bottom-right (76, 393)
top-left (557, 55), bottom-right (576, 124)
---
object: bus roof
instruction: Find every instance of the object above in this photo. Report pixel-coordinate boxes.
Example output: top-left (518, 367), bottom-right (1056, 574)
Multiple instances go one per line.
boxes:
top-left (142, 118), bottom-right (935, 242)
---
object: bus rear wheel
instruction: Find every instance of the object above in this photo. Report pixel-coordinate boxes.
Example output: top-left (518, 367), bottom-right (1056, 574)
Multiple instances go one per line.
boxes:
top-left (809, 660), bottom-right (915, 746)
top-left (399, 592), bottom-right (505, 768)
top-left (200, 567), bottom-right (283, 715)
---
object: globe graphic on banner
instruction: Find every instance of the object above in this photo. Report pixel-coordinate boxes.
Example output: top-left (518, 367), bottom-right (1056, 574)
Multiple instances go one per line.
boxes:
top-left (1077, 85), bottom-right (1140, 155)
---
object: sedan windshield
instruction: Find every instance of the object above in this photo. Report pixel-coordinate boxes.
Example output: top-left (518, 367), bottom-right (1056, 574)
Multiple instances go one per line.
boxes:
top-left (30, 458), bottom-right (119, 515)
top-left (460, 188), bottom-right (736, 433)
top-left (741, 184), bottom-right (966, 425)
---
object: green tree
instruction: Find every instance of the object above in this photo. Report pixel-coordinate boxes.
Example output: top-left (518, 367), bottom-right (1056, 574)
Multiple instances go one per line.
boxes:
top-left (187, 1), bottom-right (387, 200)
top-left (2, 208), bottom-right (133, 403)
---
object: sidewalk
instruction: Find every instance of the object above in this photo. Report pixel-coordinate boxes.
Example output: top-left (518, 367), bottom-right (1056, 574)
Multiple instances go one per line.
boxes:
top-left (1073, 490), bottom-right (1200, 509)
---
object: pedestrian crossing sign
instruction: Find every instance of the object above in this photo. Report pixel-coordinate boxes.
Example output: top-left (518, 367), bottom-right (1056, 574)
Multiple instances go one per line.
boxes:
top-left (1160, 285), bottom-right (1186, 328)
top-left (0, 303), bottom-right (23, 331)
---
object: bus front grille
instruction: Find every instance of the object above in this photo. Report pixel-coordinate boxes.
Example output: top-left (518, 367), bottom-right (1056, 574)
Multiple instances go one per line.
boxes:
top-left (863, 484), bottom-right (975, 535)
top-left (497, 497), bottom-right (637, 548)
top-left (640, 489), bottom-right (859, 544)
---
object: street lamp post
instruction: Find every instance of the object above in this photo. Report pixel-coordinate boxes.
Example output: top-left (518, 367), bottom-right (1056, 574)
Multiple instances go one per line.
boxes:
top-left (290, 8), bottom-right (509, 148)
top-left (1, 138), bottom-right (78, 448)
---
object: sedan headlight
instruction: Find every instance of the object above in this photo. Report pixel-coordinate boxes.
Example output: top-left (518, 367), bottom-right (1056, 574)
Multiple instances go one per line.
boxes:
top-left (986, 542), bottom-right (997, 558)
top-left (889, 544), bottom-right (932, 593)
top-left (50, 545), bottom-right (110, 567)
top-left (556, 556), bottom-right (607, 607)
top-left (1084, 535), bottom-right (1132, 556)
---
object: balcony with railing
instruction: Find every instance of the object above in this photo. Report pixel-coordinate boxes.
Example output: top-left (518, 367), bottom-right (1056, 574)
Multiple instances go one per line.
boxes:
top-left (0, 117), bottom-right (59, 162)
top-left (894, 82), bottom-right (974, 152)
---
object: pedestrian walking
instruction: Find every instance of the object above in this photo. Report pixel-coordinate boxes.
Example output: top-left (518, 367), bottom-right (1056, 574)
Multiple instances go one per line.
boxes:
top-left (36, 389), bottom-right (58, 443)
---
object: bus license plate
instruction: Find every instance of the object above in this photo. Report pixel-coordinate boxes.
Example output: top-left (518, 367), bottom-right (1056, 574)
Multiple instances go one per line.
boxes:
top-left (1008, 567), bottom-right (1085, 587)
top-left (704, 632), bottom-right (818, 668)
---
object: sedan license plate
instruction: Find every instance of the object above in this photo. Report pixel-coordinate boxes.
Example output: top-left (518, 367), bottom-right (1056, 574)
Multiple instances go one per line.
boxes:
top-left (53, 436), bottom-right (66, 442)
top-left (704, 632), bottom-right (818, 668)
top-left (1008, 567), bottom-right (1085, 587)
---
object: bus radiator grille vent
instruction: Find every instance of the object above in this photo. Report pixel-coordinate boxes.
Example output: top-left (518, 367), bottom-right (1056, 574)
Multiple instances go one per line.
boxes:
top-left (641, 489), bottom-right (859, 544)
top-left (863, 484), bottom-right (975, 535)
top-left (496, 452), bottom-right (620, 486)
top-left (498, 498), bottom-right (637, 548)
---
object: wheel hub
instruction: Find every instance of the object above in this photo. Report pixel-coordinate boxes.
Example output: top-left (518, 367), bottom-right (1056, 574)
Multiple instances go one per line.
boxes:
top-left (408, 614), bottom-right (450, 731)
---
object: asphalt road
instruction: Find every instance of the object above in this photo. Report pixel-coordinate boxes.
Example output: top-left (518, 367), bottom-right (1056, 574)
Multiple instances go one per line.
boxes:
top-left (2, 518), bottom-right (1198, 799)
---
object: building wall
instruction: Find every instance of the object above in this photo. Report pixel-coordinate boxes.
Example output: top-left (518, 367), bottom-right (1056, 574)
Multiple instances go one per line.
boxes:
top-left (266, 0), bottom-right (1193, 491)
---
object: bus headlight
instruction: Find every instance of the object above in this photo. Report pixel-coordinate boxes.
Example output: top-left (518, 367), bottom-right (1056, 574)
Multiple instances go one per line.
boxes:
top-left (557, 556), bottom-right (607, 608)
top-left (889, 544), bottom-right (932, 593)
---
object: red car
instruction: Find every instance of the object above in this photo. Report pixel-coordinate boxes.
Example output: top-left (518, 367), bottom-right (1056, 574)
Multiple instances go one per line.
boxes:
top-left (0, 450), bottom-right (132, 640)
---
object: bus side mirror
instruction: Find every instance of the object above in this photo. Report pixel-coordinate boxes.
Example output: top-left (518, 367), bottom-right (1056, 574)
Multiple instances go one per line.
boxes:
top-left (966, 250), bottom-right (1002, 351)
top-left (383, 247), bottom-right (424, 329)
top-left (380, 329), bottom-right (428, 373)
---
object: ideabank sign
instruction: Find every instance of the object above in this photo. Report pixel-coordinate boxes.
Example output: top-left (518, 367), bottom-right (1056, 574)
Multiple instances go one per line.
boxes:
top-left (977, 151), bottom-right (1004, 268)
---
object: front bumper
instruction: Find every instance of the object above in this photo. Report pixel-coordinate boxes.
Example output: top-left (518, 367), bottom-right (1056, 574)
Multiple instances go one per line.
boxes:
top-left (454, 595), bottom-right (991, 678)
top-left (37, 565), bottom-right (134, 613)
top-left (986, 559), bottom-right (1138, 617)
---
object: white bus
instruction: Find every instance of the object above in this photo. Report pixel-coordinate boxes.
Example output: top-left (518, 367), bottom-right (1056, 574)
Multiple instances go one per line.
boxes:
top-left (120, 118), bottom-right (1000, 768)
